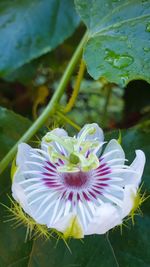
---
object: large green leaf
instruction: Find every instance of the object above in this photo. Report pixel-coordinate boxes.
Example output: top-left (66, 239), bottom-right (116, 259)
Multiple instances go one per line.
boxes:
top-left (110, 123), bottom-right (150, 267)
top-left (0, 107), bottom-right (31, 159)
top-left (0, 117), bottom-right (150, 266)
top-left (0, 107), bottom-right (33, 266)
top-left (0, 0), bottom-right (79, 76)
top-left (75, 0), bottom-right (150, 86)
top-left (109, 124), bottom-right (150, 267)
top-left (27, 236), bottom-right (117, 267)
top-left (0, 209), bottom-right (33, 267)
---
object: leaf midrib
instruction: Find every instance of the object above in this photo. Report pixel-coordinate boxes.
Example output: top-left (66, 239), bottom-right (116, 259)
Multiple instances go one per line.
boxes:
top-left (88, 0), bottom-right (148, 34)
top-left (90, 13), bottom-right (150, 38)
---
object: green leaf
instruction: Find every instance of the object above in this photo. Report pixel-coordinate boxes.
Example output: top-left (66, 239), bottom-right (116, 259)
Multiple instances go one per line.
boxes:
top-left (110, 215), bottom-right (150, 267)
top-left (26, 236), bottom-right (117, 267)
top-left (107, 124), bottom-right (150, 267)
top-left (0, 0), bottom-right (79, 76)
top-left (0, 106), bottom-right (31, 201)
top-left (75, 0), bottom-right (150, 86)
top-left (0, 107), bottom-right (33, 266)
top-left (0, 106), bottom-right (31, 160)
top-left (0, 211), bottom-right (33, 267)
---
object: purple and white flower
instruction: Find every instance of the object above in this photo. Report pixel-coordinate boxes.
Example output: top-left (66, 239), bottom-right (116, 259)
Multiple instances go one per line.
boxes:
top-left (11, 124), bottom-right (146, 238)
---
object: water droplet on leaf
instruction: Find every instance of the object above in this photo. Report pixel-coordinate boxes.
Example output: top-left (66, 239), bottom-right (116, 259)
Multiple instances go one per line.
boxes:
top-left (146, 22), bottom-right (150, 32)
top-left (127, 43), bottom-right (132, 49)
top-left (104, 49), bottom-right (134, 69)
top-left (143, 47), bottom-right (150, 52)
top-left (120, 75), bottom-right (129, 86)
top-left (120, 36), bottom-right (128, 41)
top-left (131, 22), bottom-right (136, 27)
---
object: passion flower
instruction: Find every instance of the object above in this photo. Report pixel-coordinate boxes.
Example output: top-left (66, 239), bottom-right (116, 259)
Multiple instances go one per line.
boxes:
top-left (11, 124), bottom-right (145, 238)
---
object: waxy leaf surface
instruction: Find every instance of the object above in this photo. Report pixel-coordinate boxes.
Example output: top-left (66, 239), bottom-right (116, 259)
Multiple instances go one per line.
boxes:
top-left (75, 0), bottom-right (150, 86)
top-left (0, 0), bottom-right (79, 76)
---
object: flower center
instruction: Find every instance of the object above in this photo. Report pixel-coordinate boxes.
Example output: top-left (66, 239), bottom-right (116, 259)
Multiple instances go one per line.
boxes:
top-left (63, 171), bottom-right (89, 188)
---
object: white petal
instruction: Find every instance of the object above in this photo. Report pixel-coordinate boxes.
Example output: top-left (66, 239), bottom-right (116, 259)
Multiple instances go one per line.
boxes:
top-left (77, 123), bottom-right (104, 143)
top-left (41, 128), bottom-right (68, 155)
top-left (16, 143), bottom-right (31, 167)
top-left (119, 150), bottom-right (146, 187)
top-left (12, 162), bottom-right (56, 225)
top-left (85, 203), bottom-right (122, 235)
top-left (13, 166), bottom-right (27, 185)
top-left (12, 181), bottom-right (32, 215)
top-left (121, 185), bottom-right (137, 218)
top-left (15, 143), bottom-right (44, 175)
top-left (12, 168), bottom-right (46, 217)
top-left (102, 139), bottom-right (125, 165)
top-left (33, 194), bottom-right (59, 224)
top-left (51, 212), bottom-right (74, 232)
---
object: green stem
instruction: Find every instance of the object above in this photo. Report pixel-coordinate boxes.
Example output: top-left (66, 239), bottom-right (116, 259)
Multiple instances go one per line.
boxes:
top-left (56, 111), bottom-right (81, 131)
top-left (0, 32), bottom-right (88, 174)
top-left (101, 84), bottom-right (112, 127)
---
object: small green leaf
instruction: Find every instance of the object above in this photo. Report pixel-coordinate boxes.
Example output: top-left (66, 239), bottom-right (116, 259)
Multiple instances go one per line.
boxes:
top-left (0, 0), bottom-right (79, 76)
top-left (75, 0), bottom-right (150, 86)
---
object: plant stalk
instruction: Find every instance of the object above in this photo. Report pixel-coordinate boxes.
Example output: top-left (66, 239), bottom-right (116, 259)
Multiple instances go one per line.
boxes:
top-left (64, 59), bottom-right (86, 113)
top-left (0, 32), bottom-right (88, 174)
top-left (101, 84), bottom-right (112, 127)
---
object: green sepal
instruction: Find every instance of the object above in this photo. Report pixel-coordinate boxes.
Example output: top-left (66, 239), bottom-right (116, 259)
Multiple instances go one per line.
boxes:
top-left (117, 129), bottom-right (122, 145)
top-left (11, 157), bottom-right (18, 181)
